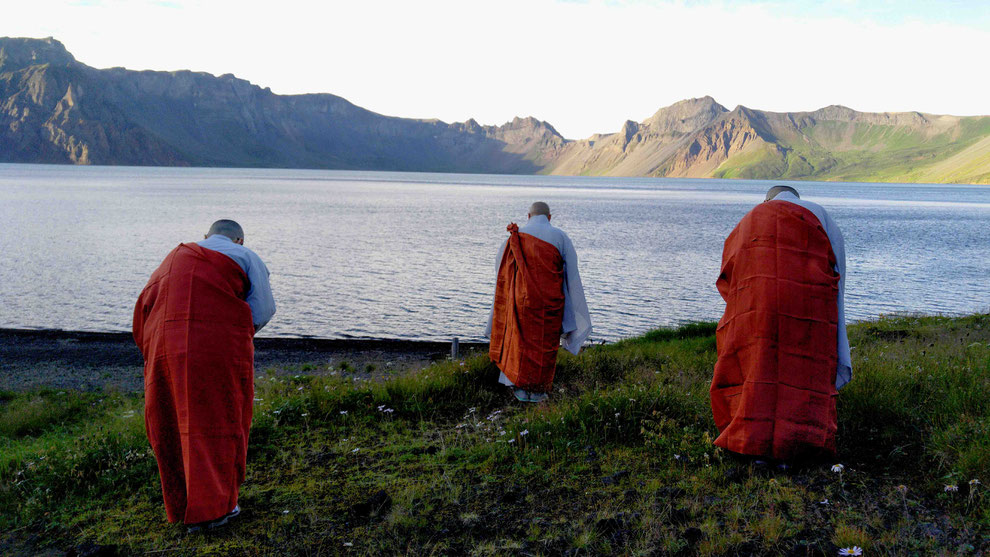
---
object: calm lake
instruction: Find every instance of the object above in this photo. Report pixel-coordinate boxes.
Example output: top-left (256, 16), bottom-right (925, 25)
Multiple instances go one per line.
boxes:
top-left (1, 164), bottom-right (988, 342)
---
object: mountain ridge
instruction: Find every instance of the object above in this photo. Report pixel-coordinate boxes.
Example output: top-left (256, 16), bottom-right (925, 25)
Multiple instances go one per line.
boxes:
top-left (2, 37), bottom-right (989, 184)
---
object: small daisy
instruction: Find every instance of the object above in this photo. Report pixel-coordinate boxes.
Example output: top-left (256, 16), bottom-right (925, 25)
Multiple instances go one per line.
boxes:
top-left (831, 464), bottom-right (844, 473)
top-left (969, 479), bottom-right (981, 486)
top-left (837, 547), bottom-right (862, 556)
top-left (896, 485), bottom-right (908, 494)
top-left (339, 410), bottom-right (348, 415)
top-left (520, 429), bottom-right (529, 436)
top-left (351, 448), bottom-right (360, 453)
top-left (944, 485), bottom-right (959, 492)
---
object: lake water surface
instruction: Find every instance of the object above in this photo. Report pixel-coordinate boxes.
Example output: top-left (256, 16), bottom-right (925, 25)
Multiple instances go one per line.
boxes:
top-left (1, 164), bottom-right (987, 341)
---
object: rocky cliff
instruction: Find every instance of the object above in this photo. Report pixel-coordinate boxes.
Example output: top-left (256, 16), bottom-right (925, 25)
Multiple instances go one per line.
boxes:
top-left (3, 37), bottom-right (989, 184)
top-left (0, 37), bottom-right (563, 173)
top-left (545, 97), bottom-right (990, 184)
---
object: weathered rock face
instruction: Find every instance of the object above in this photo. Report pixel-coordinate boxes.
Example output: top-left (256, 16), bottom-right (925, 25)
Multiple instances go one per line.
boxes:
top-left (3, 37), bottom-right (990, 184)
top-left (541, 98), bottom-right (990, 184)
top-left (0, 37), bottom-right (564, 172)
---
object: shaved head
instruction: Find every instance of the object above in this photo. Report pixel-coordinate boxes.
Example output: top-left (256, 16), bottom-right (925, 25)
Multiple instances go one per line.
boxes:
top-left (528, 202), bottom-right (551, 217)
top-left (206, 219), bottom-right (244, 242)
top-left (765, 185), bottom-right (800, 201)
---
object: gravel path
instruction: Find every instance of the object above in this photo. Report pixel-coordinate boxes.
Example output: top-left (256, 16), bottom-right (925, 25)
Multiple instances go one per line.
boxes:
top-left (0, 329), bottom-right (486, 392)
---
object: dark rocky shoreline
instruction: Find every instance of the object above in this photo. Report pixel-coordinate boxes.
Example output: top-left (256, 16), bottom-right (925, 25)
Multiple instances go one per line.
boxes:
top-left (0, 328), bottom-right (487, 392)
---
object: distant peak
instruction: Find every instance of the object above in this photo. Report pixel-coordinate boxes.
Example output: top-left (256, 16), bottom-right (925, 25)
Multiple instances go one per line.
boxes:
top-left (0, 36), bottom-right (76, 72)
top-left (811, 105), bottom-right (860, 120)
top-left (643, 96), bottom-right (727, 133)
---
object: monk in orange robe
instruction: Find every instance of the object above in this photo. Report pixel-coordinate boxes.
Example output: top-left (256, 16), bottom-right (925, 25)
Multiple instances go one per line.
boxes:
top-left (711, 186), bottom-right (851, 461)
top-left (134, 219), bottom-right (275, 531)
top-left (486, 202), bottom-right (592, 402)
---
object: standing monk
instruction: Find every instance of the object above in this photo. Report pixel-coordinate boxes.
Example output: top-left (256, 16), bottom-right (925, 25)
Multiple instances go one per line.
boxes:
top-left (711, 186), bottom-right (851, 461)
top-left (133, 219), bottom-right (275, 532)
top-left (486, 202), bottom-right (592, 403)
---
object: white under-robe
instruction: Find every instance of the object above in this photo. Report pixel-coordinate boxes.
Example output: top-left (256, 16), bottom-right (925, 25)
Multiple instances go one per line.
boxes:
top-left (774, 191), bottom-right (852, 390)
top-left (198, 234), bottom-right (277, 332)
top-left (484, 215), bottom-right (592, 388)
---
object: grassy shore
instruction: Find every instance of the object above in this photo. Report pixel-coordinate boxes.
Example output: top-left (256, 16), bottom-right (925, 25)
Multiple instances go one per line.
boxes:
top-left (1, 314), bottom-right (987, 555)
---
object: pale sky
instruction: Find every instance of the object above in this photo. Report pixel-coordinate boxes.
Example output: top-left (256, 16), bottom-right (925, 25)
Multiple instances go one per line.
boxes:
top-left (3, 0), bottom-right (989, 139)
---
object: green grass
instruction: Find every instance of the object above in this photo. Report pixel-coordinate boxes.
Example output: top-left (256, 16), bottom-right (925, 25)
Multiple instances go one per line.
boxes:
top-left (711, 117), bottom-right (990, 185)
top-left (1, 314), bottom-right (987, 555)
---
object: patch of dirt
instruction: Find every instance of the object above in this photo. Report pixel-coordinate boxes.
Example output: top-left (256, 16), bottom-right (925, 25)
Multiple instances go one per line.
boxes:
top-left (0, 329), bottom-right (486, 392)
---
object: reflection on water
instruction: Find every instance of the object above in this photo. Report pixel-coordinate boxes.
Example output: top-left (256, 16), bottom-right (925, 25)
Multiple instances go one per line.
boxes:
top-left (1, 164), bottom-right (988, 341)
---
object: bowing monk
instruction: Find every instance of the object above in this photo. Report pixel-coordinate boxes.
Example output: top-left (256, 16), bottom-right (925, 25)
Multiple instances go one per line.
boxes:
top-left (486, 202), bottom-right (592, 402)
top-left (711, 186), bottom-right (851, 461)
top-left (133, 219), bottom-right (275, 532)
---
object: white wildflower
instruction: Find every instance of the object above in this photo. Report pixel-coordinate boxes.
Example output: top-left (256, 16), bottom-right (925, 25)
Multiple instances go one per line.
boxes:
top-left (508, 439), bottom-right (516, 444)
top-left (520, 429), bottom-right (529, 436)
top-left (819, 499), bottom-right (829, 505)
top-left (301, 413), bottom-right (309, 417)
top-left (831, 464), bottom-right (845, 473)
top-left (343, 542), bottom-right (354, 547)
top-left (969, 479), bottom-right (981, 486)
top-left (468, 407), bottom-right (477, 413)
top-left (384, 408), bottom-right (394, 413)
top-left (339, 410), bottom-right (348, 415)
top-left (945, 484), bottom-right (959, 492)
top-left (352, 448), bottom-right (360, 453)
top-left (282, 510), bottom-right (289, 515)
top-left (837, 547), bottom-right (862, 556)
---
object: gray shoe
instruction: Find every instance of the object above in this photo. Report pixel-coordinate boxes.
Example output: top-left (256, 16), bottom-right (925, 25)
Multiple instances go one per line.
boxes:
top-left (513, 388), bottom-right (548, 403)
top-left (187, 504), bottom-right (241, 534)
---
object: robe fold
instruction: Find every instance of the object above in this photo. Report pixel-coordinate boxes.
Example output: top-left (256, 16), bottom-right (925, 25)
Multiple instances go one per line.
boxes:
top-left (711, 200), bottom-right (840, 460)
top-left (489, 223), bottom-right (566, 392)
top-left (133, 242), bottom-right (255, 524)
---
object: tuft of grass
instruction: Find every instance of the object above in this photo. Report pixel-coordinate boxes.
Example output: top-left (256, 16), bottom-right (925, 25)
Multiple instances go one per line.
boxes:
top-left (0, 315), bottom-right (986, 555)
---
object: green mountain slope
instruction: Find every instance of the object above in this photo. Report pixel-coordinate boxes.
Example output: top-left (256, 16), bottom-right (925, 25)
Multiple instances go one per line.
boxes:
top-left (551, 100), bottom-right (990, 184)
top-left (3, 37), bottom-right (989, 184)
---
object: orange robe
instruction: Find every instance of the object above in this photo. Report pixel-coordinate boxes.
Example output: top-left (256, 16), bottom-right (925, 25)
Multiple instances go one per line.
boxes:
top-left (489, 223), bottom-right (566, 392)
top-left (133, 243), bottom-right (255, 524)
top-left (711, 200), bottom-right (840, 460)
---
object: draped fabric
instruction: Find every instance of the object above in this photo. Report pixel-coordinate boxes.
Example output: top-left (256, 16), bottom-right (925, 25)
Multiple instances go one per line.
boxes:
top-left (489, 224), bottom-right (566, 392)
top-left (133, 243), bottom-right (255, 524)
top-left (711, 201), bottom-right (840, 460)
